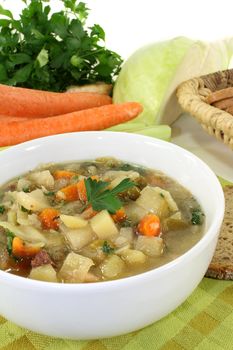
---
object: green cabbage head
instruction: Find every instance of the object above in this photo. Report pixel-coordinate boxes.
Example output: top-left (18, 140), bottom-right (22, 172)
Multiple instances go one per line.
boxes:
top-left (113, 37), bottom-right (232, 126)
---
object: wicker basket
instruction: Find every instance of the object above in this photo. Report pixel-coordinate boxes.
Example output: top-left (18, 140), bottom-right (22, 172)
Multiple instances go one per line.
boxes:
top-left (176, 69), bottom-right (233, 149)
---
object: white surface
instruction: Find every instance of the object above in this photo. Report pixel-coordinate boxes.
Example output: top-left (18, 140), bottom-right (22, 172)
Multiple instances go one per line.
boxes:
top-left (0, 0), bottom-right (232, 179)
top-left (0, 132), bottom-right (224, 338)
top-left (2, 0), bottom-right (233, 58)
top-left (172, 114), bottom-right (233, 182)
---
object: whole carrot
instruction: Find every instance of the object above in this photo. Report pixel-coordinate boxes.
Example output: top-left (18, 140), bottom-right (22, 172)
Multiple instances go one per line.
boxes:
top-left (0, 102), bottom-right (142, 146)
top-left (0, 116), bottom-right (29, 122)
top-left (0, 84), bottom-right (112, 118)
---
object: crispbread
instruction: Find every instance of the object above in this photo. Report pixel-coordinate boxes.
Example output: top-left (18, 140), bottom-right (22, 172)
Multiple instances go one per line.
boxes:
top-left (205, 186), bottom-right (233, 280)
top-left (225, 105), bottom-right (233, 115)
top-left (206, 87), bottom-right (233, 104)
top-left (213, 96), bottom-right (233, 110)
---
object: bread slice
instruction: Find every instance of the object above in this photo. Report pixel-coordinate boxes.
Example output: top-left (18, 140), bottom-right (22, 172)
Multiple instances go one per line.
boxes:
top-left (205, 186), bottom-right (233, 280)
top-left (213, 97), bottom-right (233, 110)
top-left (206, 87), bottom-right (233, 104)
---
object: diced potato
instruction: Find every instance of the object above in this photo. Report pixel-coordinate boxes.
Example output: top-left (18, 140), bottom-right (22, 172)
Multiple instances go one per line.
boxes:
top-left (114, 245), bottom-right (131, 255)
top-left (100, 254), bottom-right (125, 279)
top-left (135, 236), bottom-right (164, 257)
top-left (114, 236), bottom-right (130, 248)
top-left (119, 227), bottom-right (134, 242)
top-left (113, 228), bottom-right (133, 251)
top-left (45, 234), bottom-right (68, 266)
top-left (80, 241), bottom-right (105, 263)
top-left (0, 221), bottom-right (47, 244)
top-left (90, 210), bottom-right (119, 239)
top-left (29, 264), bottom-right (58, 282)
top-left (16, 189), bottom-right (49, 212)
top-left (102, 170), bottom-right (140, 182)
top-left (7, 210), bottom-right (17, 224)
top-left (163, 212), bottom-right (188, 232)
top-left (60, 214), bottom-right (88, 229)
top-left (64, 225), bottom-right (96, 251)
top-left (136, 186), bottom-right (170, 218)
top-left (153, 187), bottom-right (178, 212)
top-left (59, 252), bottom-right (94, 283)
top-left (120, 249), bottom-right (146, 265)
top-left (45, 231), bottom-right (66, 249)
top-left (29, 170), bottom-right (54, 190)
top-left (124, 202), bottom-right (147, 223)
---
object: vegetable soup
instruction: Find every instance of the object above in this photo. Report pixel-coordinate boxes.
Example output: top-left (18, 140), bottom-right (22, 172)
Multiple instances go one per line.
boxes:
top-left (0, 158), bottom-right (205, 283)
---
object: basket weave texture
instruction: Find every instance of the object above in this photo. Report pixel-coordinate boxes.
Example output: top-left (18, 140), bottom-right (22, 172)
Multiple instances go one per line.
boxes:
top-left (176, 69), bottom-right (233, 149)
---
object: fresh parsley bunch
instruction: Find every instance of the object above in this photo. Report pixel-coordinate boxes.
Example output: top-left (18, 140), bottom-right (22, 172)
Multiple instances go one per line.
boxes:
top-left (0, 0), bottom-right (123, 91)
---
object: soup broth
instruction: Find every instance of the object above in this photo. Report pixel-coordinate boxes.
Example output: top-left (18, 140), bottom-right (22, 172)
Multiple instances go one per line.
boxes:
top-left (0, 157), bottom-right (205, 283)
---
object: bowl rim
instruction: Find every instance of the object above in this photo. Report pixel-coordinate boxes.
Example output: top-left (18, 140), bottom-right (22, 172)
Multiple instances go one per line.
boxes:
top-left (0, 131), bottom-right (225, 291)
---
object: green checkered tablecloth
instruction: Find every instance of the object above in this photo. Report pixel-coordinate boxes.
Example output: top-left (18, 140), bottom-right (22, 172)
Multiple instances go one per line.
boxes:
top-left (0, 148), bottom-right (232, 349)
top-left (0, 278), bottom-right (232, 350)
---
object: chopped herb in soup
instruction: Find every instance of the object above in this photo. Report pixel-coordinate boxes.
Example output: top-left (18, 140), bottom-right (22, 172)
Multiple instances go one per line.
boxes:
top-left (0, 158), bottom-right (205, 283)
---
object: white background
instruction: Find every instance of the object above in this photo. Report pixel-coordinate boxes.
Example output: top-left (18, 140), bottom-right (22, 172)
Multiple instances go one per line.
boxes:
top-left (1, 0), bottom-right (233, 180)
top-left (2, 0), bottom-right (233, 59)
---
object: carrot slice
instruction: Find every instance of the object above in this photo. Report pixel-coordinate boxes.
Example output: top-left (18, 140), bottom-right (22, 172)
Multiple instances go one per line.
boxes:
top-left (53, 170), bottom-right (77, 180)
top-left (0, 84), bottom-right (112, 118)
top-left (76, 179), bottom-right (87, 202)
top-left (56, 184), bottom-right (79, 202)
top-left (0, 102), bottom-right (143, 146)
top-left (137, 214), bottom-right (161, 237)
top-left (111, 208), bottom-right (127, 222)
top-left (12, 237), bottom-right (41, 258)
top-left (77, 176), bottom-right (98, 202)
top-left (38, 208), bottom-right (60, 230)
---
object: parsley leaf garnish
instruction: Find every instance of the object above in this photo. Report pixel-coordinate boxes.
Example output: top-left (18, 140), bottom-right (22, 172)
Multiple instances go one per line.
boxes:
top-left (0, 0), bottom-right (122, 91)
top-left (102, 241), bottom-right (115, 255)
top-left (85, 177), bottom-right (135, 214)
top-left (191, 208), bottom-right (204, 225)
top-left (0, 205), bottom-right (5, 214)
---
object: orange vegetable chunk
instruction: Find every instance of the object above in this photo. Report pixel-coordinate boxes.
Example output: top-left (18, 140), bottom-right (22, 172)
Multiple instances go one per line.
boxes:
top-left (137, 214), bottom-right (161, 237)
top-left (111, 208), bottom-right (127, 222)
top-left (39, 208), bottom-right (60, 230)
top-left (53, 170), bottom-right (76, 180)
top-left (12, 237), bottom-right (41, 258)
top-left (56, 184), bottom-right (79, 202)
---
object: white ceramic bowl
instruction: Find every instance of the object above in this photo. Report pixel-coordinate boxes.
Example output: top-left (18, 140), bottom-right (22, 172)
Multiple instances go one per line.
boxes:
top-left (0, 132), bottom-right (224, 339)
